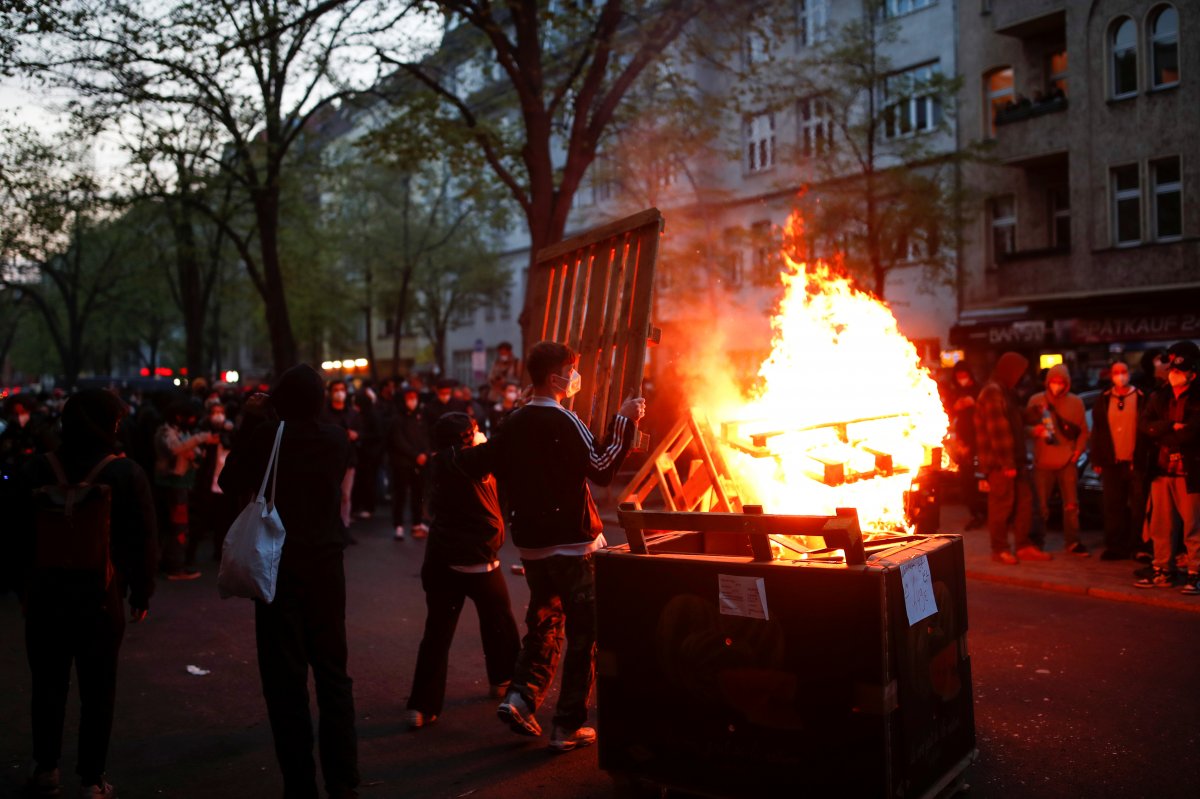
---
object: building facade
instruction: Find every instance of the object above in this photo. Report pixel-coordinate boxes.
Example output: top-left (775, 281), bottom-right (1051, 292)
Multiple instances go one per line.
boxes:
top-left (952, 0), bottom-right (1200, 380)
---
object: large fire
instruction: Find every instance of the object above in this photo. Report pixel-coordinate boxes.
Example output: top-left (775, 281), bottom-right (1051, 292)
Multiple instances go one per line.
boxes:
top-left (691, 211), bottom-right (948, 537)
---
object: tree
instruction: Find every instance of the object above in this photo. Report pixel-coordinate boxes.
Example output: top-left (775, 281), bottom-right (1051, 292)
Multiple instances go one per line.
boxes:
top-left (374, 0), bottom-right (750, 349)
top-left (0, 126), bottom-right (135, 386)
top-left (25, 0), bottom-right (418, 374)
top-left (750, 0), bottom-right (973, 298)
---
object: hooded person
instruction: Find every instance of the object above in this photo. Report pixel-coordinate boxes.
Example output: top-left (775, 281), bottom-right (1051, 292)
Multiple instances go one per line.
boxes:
top-left (943, 360), bottom-right (985, 528)
top-left (1090, 360), bottom-right (1149, 560)
top-left (14, 389), bottom-right (157, 799)
top-left (974, 352), bottom-right (1052, 564)
top-left (218, 364), bottom-right (360, 799)
top-left (1026, 363), bottom-right (1091, 557)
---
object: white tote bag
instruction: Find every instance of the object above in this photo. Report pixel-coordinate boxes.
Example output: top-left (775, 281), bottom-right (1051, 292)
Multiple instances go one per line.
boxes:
top-left (218, 422), bottom-right (287, 602)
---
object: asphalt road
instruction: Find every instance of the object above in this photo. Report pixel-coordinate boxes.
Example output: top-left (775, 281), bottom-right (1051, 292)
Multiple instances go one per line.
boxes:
top-left (2, 517), bottom-right (1198, 799)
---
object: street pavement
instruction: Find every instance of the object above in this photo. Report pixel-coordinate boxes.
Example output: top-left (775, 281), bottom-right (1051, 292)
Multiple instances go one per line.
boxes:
top-left (2, 500), bottom-right (1199, 798)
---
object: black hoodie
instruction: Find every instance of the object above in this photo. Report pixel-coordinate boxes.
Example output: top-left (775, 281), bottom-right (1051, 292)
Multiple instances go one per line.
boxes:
top-left (219, 365), bottom-right (351, 566)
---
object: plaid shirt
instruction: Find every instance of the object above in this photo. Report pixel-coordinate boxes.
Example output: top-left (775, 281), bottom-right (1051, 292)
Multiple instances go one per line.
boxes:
top-left (974, 380), bottom-right (1025, 473)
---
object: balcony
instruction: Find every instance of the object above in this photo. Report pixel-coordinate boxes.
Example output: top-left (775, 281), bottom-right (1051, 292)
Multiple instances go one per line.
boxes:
top-left (991, 5), bottom-right (1066, 39)
top-left (995, 92), bottom-right (1067, 126)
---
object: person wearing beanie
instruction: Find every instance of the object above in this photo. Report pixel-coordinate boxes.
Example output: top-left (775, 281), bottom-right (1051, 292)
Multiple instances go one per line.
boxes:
top-left (974, 352), bottom-right (1051, 565)
top-left (219, 364), bottom-right (360, 799)
top-left (1136, 341), bottom-right (1200, 593)
top-left (404, 412), bottom-right (520, 730)
top-left (14, 389), bottom-right (157, 799)
top-left (1026, 364), bottom-right (1091, 557)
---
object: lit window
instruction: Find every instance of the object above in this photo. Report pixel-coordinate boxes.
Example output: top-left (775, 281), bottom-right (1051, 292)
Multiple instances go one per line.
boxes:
top-left (1149, 6), bottom-right (1179, 88)
top-left (798, 97), bottom-right (834, 157)
top-left (1111, 164), bottom-right (1141, 246)
top-left (989, 195), bottom-right (1016, 264)
top-left (884, 63), bottom-right (942, 139)
top-left (1049, 187), bottom-right (1070, 250)
top-left (887, 0), bottom-right (935, 16)
top-left (796, 0), bottom-right (828, 48)
top-left (1151, 156), bottom-right (1182, 240)
top-left (745, 113), bottom-right (776, 173)
top-left (984, 67), bottom-right (1014, 137)
top-left (1111, 18), bottom-right (1138, 98)
top-left (1046, 50), bottom-right (1068, 96)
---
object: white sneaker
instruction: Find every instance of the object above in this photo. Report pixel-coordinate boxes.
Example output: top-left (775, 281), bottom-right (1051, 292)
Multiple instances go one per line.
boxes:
top-left (78, 780), bottom-right (115, 799)
top-left (497, 691), bottom-right (541, 736)
top-left (412, 524), bottom-right (429, 539)
top-left (394, 526), bottom-right (405, 541)
top-left (549, 725), bottom-right (596, 752)
top-left (405, 709), bottom-right (435, 729)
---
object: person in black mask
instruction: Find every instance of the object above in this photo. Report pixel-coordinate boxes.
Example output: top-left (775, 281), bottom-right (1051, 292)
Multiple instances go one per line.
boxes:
top-left (14, 389), bottom-right (157, 799)
top-left (220, 364), bottom-right (360, 799)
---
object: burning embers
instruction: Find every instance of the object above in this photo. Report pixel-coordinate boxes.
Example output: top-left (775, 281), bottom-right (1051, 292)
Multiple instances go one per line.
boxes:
top-left (695, 212), bottom-right (948, 536)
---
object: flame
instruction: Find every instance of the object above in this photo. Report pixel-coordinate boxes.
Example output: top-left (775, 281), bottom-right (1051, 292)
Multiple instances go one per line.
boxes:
top-left (694, 211), bottom-right (948, 537)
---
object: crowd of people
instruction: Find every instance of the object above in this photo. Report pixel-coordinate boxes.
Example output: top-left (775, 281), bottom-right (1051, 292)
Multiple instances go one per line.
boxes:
top-left (941, 340), bottom-right (1200, 595)
top-left (2, 339), bottom-right (647, 799)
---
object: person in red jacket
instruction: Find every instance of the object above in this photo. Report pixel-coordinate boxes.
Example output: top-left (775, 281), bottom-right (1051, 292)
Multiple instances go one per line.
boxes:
top-left (459, 341), bottom-right (645, 752)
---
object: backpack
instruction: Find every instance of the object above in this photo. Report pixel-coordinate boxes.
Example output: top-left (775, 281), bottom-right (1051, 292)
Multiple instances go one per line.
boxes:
top-left (32, 452), bottom-right (119, 587)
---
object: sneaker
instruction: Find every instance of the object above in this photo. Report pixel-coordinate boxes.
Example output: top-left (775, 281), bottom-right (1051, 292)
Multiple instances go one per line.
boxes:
top-left (1099, 550), bottom-right (1129, 561)
top-left (1016, 545), bottom-right (1053, 562)
top-left (411, 524), bottom-right (429, 540)
top-left (1134, 569), bottom-right (1176, 589)
top-left (405, 709), bottom-right (436, 729)
top-left (549, 725), bottom-right (596, 752)
top-left (165, 568), bottom-right (201, 581)
top-left (78, 780), bottom-right (115, 798)
top-left (1066, 542), bottom-right (1090, 557)
top-left (497, 691), bottom-right (541, 737)
top-left (355, 510), bottom-right (372, 520)
top-left (1179, 574), bottom-right (1200, 596)
top-left (991, 551), bottom-right (1019, 565)
top-left (393, 525), bottom-right (405, 541)
top-left (510, 563), bottom-right (526, 576)
top-left (27, 767), bottom-right (60, 797)
top-left (488, 682), bottom-right (510, 699)
top-left (1133, 564), bottom-right (1155, 580)
top-left (1133, 550), bottom-right (1153, 564)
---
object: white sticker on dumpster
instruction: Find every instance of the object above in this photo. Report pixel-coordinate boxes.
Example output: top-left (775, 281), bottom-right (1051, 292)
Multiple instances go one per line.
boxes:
top-left (718, 574), bottom-right (769, 621)
top-left (900, 555), bottom-right (938, 626)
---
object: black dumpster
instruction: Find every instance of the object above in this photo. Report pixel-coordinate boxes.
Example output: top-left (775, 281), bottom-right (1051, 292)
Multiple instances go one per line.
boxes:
top-left (595, 506), bottom-right (975, 799)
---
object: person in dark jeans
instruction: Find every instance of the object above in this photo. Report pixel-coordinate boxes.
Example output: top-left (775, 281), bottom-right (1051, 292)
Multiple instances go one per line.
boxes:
top-left (1090, 361), bottom-right (1149, 560)
top-left (388, 386), bottom-right (430, 540)
top-left (220, 364), bottom-right (359, 799)
top-left (459, 341), bottom-right (644, 752)
top-left (405, 412), bottom-right (520, 729)
top-left (15, 389), bottom-right (157, 799)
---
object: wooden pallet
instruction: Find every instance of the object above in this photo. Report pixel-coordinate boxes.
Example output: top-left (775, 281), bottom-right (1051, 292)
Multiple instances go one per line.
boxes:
top-left (620, 408), bottom-right (742, 514)
top-left (526, 208), bottom-right (663, 442)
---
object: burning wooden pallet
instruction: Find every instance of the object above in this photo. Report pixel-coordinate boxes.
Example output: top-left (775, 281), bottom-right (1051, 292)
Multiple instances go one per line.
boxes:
top-left (620, 408), bottom-right (742, 513)
top-left (525, 208), bottom-right (663, 445)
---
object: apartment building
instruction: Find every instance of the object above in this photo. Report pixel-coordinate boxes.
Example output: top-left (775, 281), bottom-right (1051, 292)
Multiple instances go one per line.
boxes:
top-left (952, 0), bottom-right (1200, 377)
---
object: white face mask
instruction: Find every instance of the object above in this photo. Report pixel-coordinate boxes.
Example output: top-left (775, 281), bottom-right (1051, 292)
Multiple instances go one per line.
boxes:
top-left (211, 414), bottom-right (226, 426)
top-left (552, 368), bottom-right (582, 398)
top-left (1048, 383), bottom-right (1066, 397)
top-left (332, 390), bottom-right (347, 403)
top-left (17, 412), bottom-right (30, 427)
top-left (1111, 372), bottom-right (1130, 388)
top-left (405, 398), bottom-right (418, 410)
top-left (504, 389), bottom-right (519, 402)
top-left (1168, 370), bottom-right (1191, 388)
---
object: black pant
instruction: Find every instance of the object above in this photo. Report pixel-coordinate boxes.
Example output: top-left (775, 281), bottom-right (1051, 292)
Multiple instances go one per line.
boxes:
top-left (407, 561), bottom-right (520, 717)
top-left (191, 490), bottom-right (237, 562)
top-left (254, 553), bottom-right (358, 799)
top-left (25, 580), bottom-right (125, 783)
top-left (390, 463), bottom-right (425, 527)
top-left (351, 451), bottom-right (380, 515)
top-left (512, 554), bottom-right (597, 731)
top-left (1102, 462), bottom-right (1147, 555)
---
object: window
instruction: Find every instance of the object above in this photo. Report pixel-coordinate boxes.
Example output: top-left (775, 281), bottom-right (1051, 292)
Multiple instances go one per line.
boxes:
top-left (1152, 156), bottom-right (1182, 240)
top-left (1046, 49), bottom-right (1068, 96)
top-left (798, 97), bottom-right (833, 157)
top-left (984, 67), bottom-right (1014, 137)
top-left (745, 31), bottom-right (769, 68)
top-left (745, 113), bottom-right (776, 173)
top-left (1111, 164), bottom-right (1141, 246)
top-left (751, 220), bottom-right (776, 285)
top-left (1149, 6), bottom-right (1180, 88)
top-left (989, 195), bottom-right (1016, 264)
top-left (885, 63), bottom-right (942, 138)
top-left (887, 0), bottom-right (935, 16)
top-left (1111, 18), bottom-right (1138, 98)
top-left (1049, 187), bottom-right (1070, 250)
top-left (796, 0), bottom-right (828, 48)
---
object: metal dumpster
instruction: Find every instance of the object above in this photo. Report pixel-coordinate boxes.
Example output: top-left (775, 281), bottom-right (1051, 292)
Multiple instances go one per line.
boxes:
top-left (595, 507), bottom-right (975, 798)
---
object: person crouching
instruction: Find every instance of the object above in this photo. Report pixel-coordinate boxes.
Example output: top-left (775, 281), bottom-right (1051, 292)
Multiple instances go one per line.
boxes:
top-left (405, 412), bottom-right (520, 729)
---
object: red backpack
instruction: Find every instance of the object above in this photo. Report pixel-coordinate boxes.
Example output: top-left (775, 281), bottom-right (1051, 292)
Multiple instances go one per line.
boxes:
top-left (32, 453), bottom-right (119, 587)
